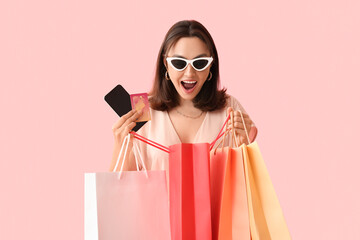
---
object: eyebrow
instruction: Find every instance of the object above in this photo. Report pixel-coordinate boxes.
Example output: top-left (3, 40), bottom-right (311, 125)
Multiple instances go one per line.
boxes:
top-left (171, 53), bottom-right (208, 59)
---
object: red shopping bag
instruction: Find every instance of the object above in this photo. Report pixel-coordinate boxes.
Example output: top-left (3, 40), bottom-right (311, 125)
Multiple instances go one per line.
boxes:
top-left (169, 143), bottom-right (212, 240)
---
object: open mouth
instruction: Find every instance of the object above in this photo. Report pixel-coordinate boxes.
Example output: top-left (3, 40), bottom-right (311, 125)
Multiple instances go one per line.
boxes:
top-left (181, 80), bottom-right (197, 91)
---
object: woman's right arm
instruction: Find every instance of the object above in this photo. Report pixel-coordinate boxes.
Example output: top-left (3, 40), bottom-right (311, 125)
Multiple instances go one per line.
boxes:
top-left (109, 109), bottom-right (142, 171)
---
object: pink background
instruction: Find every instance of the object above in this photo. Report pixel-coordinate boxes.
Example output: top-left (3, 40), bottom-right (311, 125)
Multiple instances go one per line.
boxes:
top-left (1, 0), bottom-right (359, 239)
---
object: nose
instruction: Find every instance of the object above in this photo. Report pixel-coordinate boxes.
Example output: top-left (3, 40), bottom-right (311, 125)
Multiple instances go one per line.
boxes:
top-left (184, 63), bottom-right (196, 76)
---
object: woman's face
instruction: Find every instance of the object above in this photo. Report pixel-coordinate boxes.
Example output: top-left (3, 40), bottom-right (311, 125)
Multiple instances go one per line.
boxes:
top-left (164, 37), bottom-right (212, 102)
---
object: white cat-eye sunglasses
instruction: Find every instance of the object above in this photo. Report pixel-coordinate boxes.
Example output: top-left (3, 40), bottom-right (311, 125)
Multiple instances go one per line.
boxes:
top-left (166, 56), bottom-right (213, 72)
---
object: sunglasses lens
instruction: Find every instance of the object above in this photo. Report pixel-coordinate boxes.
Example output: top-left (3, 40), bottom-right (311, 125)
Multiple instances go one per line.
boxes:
top-left (193, 59), bottom-right (209, 70)
top-left (171, 59), bottom-right (187, 70)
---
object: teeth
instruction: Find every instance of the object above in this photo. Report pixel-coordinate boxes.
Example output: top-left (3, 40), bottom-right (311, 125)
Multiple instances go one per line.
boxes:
top-left (182, 81), bottom-right (196, 84)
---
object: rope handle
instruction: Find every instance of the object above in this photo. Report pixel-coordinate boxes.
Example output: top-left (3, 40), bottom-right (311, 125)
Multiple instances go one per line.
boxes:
top-left (238, 108), bottom-right (251, 144)
top-left (112, 133), bottom-right (150, 179)
top-left (112, 133), bottom-right (129, 173)
top-left (210, 108), bottom-right (251, 150)
top-left (112, 134), bottom-right (131, 179)
top-left (209, 113), bottom-right (230, 150)
top-left (130, 131), bottom-right (170, 153)
top-left (230, 111), bottom-right (240, 148)
top-left (212, 112), bottom-right (239, 154)
top-left (133, 137), bottom-right (149, 178)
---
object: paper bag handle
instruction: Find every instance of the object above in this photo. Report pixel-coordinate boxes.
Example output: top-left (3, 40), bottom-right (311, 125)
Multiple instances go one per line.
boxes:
top-left (112, 133), bottom-right (131, 176)
top-left (210, 108), bottom-right (251, 150)
top-left (131, 131), bottom-right (170, 153)
top-left (132, 137), bottom-right (149, 178)
top-left (210, 113), bottom-right (231, 150)
top-left (112, 133), bottom-right (146, 179)
top-left (238, 107), bottom-right (251, 144)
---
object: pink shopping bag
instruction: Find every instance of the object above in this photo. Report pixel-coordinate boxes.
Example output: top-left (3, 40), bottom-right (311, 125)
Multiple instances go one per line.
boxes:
top-left (85, 134), bottom-right (171, 240)
top-left (94, 170), bottom-right (171, 240)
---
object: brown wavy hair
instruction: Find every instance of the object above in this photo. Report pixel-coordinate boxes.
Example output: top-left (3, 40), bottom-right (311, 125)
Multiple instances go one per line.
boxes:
top-left (149, 20), bottom-right (228, 111)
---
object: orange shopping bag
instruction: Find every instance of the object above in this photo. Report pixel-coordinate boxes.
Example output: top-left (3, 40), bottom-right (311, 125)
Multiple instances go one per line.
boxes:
top-left (209, 113), bottom-right (251, 240)
top-left (210, 146), bottom-right (251, 240)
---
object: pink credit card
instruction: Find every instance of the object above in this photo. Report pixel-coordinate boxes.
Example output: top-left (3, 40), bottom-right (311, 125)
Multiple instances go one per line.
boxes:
top-left (130, 93), bottom-right (151, 122)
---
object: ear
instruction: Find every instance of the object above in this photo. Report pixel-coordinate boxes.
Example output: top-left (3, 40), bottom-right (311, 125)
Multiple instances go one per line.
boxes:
top-left (163, 57), bottom-right (167, 68)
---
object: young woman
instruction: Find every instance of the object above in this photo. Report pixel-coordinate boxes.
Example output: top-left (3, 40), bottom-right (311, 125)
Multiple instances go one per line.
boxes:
top-left (110, 20), bottom-right (258, 172)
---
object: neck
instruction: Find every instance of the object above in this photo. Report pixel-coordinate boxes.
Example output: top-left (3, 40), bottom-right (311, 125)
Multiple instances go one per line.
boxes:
top-left (178, 99), bottom-right (195, 110)
top-left (174, 99), bottom-right (203, 117)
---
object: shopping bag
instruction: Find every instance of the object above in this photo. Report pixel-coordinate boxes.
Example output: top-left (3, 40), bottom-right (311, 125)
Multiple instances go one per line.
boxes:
top-left (84, 135), bottom-right (171, 240)
top-left (242, 142), bottom-right (291, 240)
top-left (210, 146), bottom-right (251, 240)
top-left (169, 143), bottom-right (212, 240)
top-left (209, 118), bottom-right (251, 240)
top-left (210, 110), bottom-right (291, 240)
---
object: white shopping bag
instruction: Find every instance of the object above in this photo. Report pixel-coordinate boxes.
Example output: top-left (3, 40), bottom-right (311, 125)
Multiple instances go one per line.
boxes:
top-left (84, 135), bottom-right (171, 240)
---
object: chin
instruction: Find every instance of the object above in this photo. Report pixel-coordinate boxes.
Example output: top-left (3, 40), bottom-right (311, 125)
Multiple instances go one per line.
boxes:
top-left (179, 92), bottom-right (199, 102)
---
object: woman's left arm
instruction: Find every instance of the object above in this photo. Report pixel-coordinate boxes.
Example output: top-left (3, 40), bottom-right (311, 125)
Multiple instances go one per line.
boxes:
top-left (227, 107), bottom-right (258, 144)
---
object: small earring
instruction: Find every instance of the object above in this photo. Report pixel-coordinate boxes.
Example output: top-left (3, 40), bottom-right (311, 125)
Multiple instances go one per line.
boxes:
top-left (165, 70), bottom-right (170, 80)
top-left (207, 72), bottom-right (212, 81)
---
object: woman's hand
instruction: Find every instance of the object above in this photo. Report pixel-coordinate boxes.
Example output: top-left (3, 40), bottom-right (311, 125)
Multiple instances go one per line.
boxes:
top-left (109, 109), bottom-right (143, 171)
top-left (226, 107), bottom-right (257, 145)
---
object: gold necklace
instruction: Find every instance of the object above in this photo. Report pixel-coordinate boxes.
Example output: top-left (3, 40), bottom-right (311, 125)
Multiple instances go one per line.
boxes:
top-left (175, 109), bottom-right (204, 119)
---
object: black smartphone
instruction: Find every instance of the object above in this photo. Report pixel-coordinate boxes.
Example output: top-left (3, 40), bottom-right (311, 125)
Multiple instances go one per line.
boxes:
top-left (104, 85), bottom-right (146, 132)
